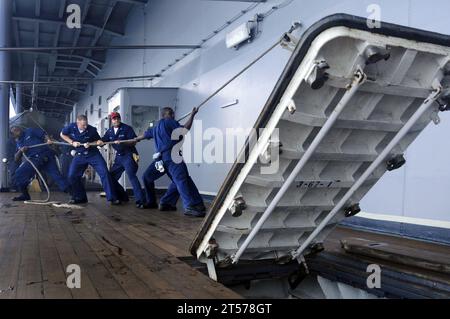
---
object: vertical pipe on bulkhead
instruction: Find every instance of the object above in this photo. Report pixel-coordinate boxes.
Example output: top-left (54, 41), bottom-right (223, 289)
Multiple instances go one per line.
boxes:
top-left (16, 83), bottom-right (23, 113)
top-left (0, 0), bottom-right (12, 190)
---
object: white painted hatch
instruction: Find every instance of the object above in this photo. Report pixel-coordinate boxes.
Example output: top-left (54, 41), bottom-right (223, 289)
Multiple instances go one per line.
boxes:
top-left (190, 15), bottom-right (450, 271)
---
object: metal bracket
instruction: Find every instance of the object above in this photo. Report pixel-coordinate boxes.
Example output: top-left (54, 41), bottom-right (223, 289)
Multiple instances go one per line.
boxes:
top-left (344, 203), bottom-right (361, 218)
top-left (364, 45), bottom-right (391, 65)
top-left (437, 88), bottom-right (450, 112)
top-left (295, 255), bottom-right (309, 274)
top-left (206, 259), bottom-right (218, 281)
top-left (430, 109), bottom-right (441, 125)
top-left (205, 238), bottom-right (219, 258)
top-left (437, 101), bottom-right (450, 112)
top-left (386, 155), bottom-right (406, 171)
top-left (217, 255), bottom-right (233, 269)
top-left (229, 196), bottom-right (247, 217)
top-left (261, 139), bottom-right (283, 164)
top-left (281, 31), bottom-right (300, 52)
top-left (288, 261), bottom-right (309, 290)
top-left (287, 99), bottom-right (297, 114)
top-left (306, 60), bottom-right (330, 90)
top-left (305, 242), bottom-right (325, 256)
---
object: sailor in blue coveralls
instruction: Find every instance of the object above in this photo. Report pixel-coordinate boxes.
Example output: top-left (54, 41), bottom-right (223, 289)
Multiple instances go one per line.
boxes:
top-left (60, 114), bottom-right (120, 205)
top-left (10, 126), bottom-right (70, 201)
top-left (100, 112), bottom-right (146, 208)
top-left (136, 107), bottom-right (206, 217)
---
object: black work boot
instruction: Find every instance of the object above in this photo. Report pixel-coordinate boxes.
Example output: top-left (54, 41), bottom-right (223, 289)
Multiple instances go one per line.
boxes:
top-left (144, 203), bottom-right (158, 209)
top-left (68, 198), bottom-right (88, 204)
top-left (136, 201), bottom-right (147, 209)
top-left (159, 203), bottom-right (177, 211)
top-left (12, 192), bottom-right (31, 202)
top-left (12, 187), bottom-right (31, 201)
top-left (111, 199), bottom-right (122, 206)
top-left (184, 203), bottom-right (206, 217)
top-left (63, 186), bottom-right (73, 195)
top-left (120, 196), bottom-right (130, 203)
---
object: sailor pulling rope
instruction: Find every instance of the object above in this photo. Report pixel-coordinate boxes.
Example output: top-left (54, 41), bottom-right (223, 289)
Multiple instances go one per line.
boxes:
top-left (12, 25), bottom-right (300, 208)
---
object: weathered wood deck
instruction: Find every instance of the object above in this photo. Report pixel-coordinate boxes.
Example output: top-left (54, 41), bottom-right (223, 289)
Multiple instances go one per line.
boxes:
top-left (0, 192), bottom-right (241, 299)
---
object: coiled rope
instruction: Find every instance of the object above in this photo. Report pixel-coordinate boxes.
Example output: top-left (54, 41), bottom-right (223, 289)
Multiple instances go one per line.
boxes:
top-left (20, 139), bottom-right (137, 207)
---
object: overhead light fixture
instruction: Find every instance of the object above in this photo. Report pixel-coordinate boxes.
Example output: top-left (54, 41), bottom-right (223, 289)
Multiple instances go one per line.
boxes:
top-left (226, 21), bottom-right (255, 49)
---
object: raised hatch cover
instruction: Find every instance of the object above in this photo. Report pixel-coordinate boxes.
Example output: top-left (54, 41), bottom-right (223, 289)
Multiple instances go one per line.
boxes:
top-left (190, 15), bottom-right (450, 271)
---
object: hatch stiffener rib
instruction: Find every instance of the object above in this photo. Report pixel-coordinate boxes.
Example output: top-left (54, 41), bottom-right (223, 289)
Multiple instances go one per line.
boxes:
top-left (231, 67), bottom-right (367, 264)
top-left (291, 81), bottom-right (443, 260)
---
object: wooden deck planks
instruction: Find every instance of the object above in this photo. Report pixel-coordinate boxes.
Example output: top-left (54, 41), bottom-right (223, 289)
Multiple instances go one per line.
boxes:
top-left (0, 193), bottom-right (240, 299)
top-left (0, 211), bottom-right (27, 299)
top-left (46, 209), bottom-right (100, 299)
top-left (16, 212), bottom-right (44, 299)
top-left (84, 204), bottom-right (239, 299)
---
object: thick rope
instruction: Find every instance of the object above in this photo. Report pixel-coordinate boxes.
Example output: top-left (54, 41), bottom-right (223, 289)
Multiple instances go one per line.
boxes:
top-left (21, 153), bottom-right (83, 209)
top-left (26, 139), bottom-right (139, 150)
top-left (177, 38), bottom-right (283, 122)
top-left (22, 152), bottom-right (50, 203)
top-left (16, 29), bottom-right (295, 208)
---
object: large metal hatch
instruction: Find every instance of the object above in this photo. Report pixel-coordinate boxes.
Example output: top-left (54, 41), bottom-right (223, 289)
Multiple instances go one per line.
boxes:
top-left (190, 15), bottom-right (450, 278)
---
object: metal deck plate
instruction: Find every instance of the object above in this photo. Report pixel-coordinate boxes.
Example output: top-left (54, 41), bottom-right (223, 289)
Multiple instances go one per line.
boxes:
top-left (191, 15), bottom-right (450, 269)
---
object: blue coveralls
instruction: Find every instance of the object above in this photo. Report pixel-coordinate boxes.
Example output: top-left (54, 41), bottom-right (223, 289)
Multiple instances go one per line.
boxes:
top-left (142, 118), bottom-right (204, 209)
top-left (58, 144), bottom-right (73, 179)
top-left (61, 123), bottom-right (118, 202)
top-left (14, 128), bottom-right (69, 194)
top-left (102, 123), bottom-right (145, 205)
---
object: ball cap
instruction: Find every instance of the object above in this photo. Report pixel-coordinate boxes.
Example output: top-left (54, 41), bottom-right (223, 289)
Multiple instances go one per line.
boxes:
top-left (110, 111), bottom-right (121, 119)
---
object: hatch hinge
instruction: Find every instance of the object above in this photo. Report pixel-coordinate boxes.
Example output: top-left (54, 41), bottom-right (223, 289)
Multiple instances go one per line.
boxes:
top-left (280, 22), bottom-right (301, 52)
top-left (364, 45), bottom-right (391, 65)
top-left (288, 260), bottom-right (310, 290)
top-left (261, 139), bottom-right (283, 164)
top-left (205, 238), bottom-right (219, 259)
top-left (294, 255), bottom-right (309, 275)
top-left (306, 242), bottom-right (325, 256)
top-left (306, 60), bottom-right (330, 90)
top-left (436, 88), bottom-right (450, 116)
top-left (204, 239), bottom-right (219, 281)
top-left (206, 259), bottom-right (218, 281)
